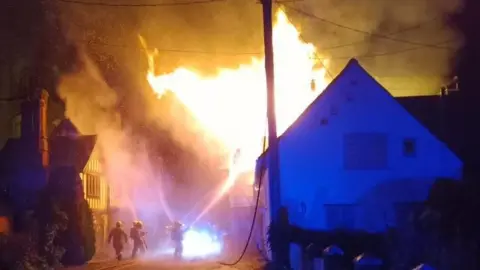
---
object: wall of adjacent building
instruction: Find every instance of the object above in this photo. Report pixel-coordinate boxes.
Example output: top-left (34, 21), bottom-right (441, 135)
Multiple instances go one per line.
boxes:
top-left (80, 148), bottom-right (110, 248)
top-left (255, 60), bottom-right (463, 233)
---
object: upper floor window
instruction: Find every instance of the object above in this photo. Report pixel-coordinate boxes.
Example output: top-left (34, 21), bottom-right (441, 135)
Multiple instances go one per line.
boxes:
top-left (343, 132), bottom-right (388, 170)
top-left (320, 118), bottom-right (329, 125)
top-left (403, 138), bottom-right (416, 157)
top-left (85, 174), bottom-right (101, 199)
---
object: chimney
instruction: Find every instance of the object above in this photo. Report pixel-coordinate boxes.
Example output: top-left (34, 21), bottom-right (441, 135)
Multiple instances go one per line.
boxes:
top-left (20, 89), bottom-right (49, 167)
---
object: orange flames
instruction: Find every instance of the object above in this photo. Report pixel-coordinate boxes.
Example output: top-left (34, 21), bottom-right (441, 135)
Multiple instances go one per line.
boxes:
top-left (145, 9), bottom-right (330, 218)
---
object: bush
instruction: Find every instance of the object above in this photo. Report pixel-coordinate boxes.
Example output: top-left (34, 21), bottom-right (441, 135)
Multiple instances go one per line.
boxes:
top-left (79, 200), bottom-right (96, 262)
top-left (47, 166), bottom-right (96, 266)
top-left (0, 202), bottom-right (67, 270)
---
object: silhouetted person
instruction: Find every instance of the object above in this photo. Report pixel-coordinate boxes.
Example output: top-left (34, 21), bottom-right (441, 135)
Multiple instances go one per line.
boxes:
top-left (108, 221), bottom-right (128, 260)
top-left (130, 221), bottom-right (147, 258)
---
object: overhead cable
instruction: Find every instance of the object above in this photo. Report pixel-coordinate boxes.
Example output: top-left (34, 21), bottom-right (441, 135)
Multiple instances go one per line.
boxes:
top-left (55, 0), bottom-right (225, 7)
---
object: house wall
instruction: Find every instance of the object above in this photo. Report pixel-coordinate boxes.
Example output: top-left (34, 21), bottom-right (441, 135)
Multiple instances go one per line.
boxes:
top-left (80, 151), bottom-right (110, 248)
top-left (258, 62), bottom-right (462, 233)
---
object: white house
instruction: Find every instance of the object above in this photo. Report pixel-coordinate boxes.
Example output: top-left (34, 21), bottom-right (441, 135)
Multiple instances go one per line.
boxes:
top-left (254, 58), bottom-right (462, 242)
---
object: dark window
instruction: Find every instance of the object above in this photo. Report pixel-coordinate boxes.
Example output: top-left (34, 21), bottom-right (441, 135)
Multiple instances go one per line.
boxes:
top-left (325, 204), bottom-right (356, 230)
top-left (320, 118), bottom-right (328, 125)
top-left (343, 133), bottom-right (388, 170)
top-left (403, 138), bottom-right (416, 157)
top-left (86, 174), bottom-right (101, 199)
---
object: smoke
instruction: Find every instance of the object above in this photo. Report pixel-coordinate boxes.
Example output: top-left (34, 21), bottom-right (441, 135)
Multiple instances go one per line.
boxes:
top-left (56, 49), bottom-right (177, 245)
top-left (54, 0), bottom-right (464, 98)
top-left (286, 0), bottom-right (463, 96)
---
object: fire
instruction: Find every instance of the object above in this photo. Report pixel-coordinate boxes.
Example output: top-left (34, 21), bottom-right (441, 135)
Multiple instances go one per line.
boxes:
top-left (147, 9), bottom-right (329, 171)
top-left (145, 9), bottom-right (329, 218)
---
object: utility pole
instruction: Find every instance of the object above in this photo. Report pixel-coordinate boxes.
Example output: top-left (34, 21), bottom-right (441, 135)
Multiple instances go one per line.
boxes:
top-left (261, 0), bottom-right (282, 263)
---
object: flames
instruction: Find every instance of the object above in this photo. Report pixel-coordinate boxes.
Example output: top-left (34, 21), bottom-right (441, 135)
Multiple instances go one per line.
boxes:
top-left (146, 9), bottom-right (330, 179)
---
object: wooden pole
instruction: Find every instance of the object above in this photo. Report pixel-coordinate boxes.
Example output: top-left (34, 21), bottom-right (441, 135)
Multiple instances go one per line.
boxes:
top-left (261, 0), bottom-right (282, 262)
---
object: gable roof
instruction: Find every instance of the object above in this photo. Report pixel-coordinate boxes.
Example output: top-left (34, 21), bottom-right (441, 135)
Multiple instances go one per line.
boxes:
top-left (395, 93), bottom-right (463, 158)
top-left (50, 118), bottom-right (79, 137)
top-left (395, 95), bottom-right (444, 141)
top-left (257, 58), bottom-right (459, 163)
top-left (50, 119), bottom-right (97, 171)
top-left (256, 58), bottom-right (361, 162)
top-left (50, 135), bottom-right (97, 172)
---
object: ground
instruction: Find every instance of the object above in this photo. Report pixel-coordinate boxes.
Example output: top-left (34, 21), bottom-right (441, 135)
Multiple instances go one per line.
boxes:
top-left (62, 255), bottom-right (265, 270)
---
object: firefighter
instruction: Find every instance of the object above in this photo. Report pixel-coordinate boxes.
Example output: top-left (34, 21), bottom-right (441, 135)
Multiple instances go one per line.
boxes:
top-left (171, 221), bottom-right (186, 259)
top-left (130, 220), bottom-right (147, 258)
top-left (108, 221), bottom-right (128, 261)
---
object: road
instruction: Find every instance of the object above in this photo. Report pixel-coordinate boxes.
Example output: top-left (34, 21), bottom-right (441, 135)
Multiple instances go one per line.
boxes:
top-left (84, 256), bottom-right (265, 270)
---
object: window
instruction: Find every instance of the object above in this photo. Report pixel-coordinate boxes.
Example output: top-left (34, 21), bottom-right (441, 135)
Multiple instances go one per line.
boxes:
top-left (12, 114), bottom-right (22, 138)
top-left (85, 174), bottom-right (101, 199)
top-left (325, 204), bottom-right (356, 230)
top-left (403, 138), bottom-right (416, 157)
top-left (343, 133), bottom-right (388, 170)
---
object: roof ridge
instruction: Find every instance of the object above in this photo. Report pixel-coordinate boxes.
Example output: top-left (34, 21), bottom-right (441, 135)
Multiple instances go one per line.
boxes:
top-left (257, 58), bottom-right (361, 161)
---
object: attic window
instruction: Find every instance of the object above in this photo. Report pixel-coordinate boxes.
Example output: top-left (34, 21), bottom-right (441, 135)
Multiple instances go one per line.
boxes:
top-left (403, 138), bottom-right (416, 157)
top-left (320, 118), bottom-right (328, 125)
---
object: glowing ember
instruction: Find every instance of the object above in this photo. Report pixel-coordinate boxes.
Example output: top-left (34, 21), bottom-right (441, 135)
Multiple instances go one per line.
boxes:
top-left (145, 9), bottom-right (330, 219)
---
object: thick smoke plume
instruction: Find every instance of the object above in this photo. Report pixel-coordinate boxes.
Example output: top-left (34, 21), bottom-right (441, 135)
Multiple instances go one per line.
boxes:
top-left (56, 50), bottom-right (177, 247)
top-left (55, 0), bottom-right (462, 96)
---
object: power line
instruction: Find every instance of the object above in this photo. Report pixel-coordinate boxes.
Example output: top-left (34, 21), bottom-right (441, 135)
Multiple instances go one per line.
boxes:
top-left (82, 37), bottom-right (454, 61)
top-left (283, 4), bottom-right (455, 51)
top-left (315, 39), bottom-right (455, 60)
top-left (84, 39), bottom-right (262, 55)
top-left (322, 17), bottom-right (440, 51)
top-left (55, 0), bottom-right (225, 7)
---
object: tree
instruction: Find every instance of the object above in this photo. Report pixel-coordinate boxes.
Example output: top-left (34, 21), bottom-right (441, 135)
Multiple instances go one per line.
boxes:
top-left (48, 166), bottom-right (96, 266)
top-left (0, 179), bottom-right (68, 270)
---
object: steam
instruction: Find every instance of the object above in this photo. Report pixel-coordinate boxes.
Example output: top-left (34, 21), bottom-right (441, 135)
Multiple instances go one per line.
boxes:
top-left (56, 50), bottom-right (175, 239)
